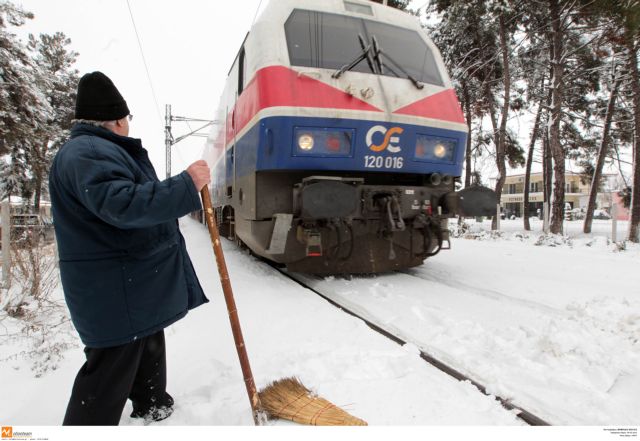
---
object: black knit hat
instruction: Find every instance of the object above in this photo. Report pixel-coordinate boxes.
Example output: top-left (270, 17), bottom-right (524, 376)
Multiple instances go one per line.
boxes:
top-left (74, 71), bottom-right (130, 121)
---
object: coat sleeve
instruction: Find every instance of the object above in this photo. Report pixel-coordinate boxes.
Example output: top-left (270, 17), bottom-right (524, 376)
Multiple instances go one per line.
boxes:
top-left (63, 141), bottom-right (203, 229)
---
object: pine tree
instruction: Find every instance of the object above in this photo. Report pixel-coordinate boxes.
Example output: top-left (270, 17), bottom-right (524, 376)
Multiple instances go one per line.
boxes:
top-left (618, 5), bottom-right (640, 242)
top-left (426, 0), bottom-right (636, 237)
top-left (488, 0), bottom-right (521, 229)
top-left (0, 1), bottom-right (78, 210)
top-left (428, 1), bottom-right (487, 188)
top-left (584, 0), bottom-right (640, 241)
top-left (0, 1), bottom-right (52, 202)
top-left (521, 0), bottom-right (604, 234)
top-left (430, 0), bottom-right (524, 228)
top-left (580, 20), bottom-right (626, 234)
top-left (27, 32), bottom-right (79, 211)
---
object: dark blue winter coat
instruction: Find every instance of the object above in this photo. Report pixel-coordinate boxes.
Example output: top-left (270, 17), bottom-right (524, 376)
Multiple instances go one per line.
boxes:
top-left (49, 123), bottom-right (208, 348)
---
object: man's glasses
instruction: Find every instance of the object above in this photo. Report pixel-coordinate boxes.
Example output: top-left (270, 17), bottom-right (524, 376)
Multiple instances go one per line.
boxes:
top-left (127, 114), bottom-right (133, 121)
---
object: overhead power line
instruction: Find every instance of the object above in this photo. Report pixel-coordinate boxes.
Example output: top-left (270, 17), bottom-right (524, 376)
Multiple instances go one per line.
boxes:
top-left (251, 0), bottom-right (264, 26)
top-left (126, 0), bottom-right (163, 125)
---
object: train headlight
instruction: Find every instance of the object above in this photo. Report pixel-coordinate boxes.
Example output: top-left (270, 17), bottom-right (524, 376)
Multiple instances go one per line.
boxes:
top-left (434, 143), bottom-right (448, 158)
top-left (415, 135), bottom-right (457, 163)
top-left (294, 128), bottom-right (354, 156)
top-left (298, 134), bottom-right (314, 151)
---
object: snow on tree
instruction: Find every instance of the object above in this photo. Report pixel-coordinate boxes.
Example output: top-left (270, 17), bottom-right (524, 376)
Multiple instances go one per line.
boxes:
top-left (0, 1), bottom-right (51, 202)
top-left (0, 2), bottom-right (78, 211)
top-left (427, 0), bottom-right (637, 237)
top-left (27, 32), bottom-right (79, 212)
top-left (429, 0), bottom-right (525, 230)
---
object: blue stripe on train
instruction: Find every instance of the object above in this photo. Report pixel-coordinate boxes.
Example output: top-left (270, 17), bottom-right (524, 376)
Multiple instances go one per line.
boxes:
top-left (215, 115), bottom-right (466, 192)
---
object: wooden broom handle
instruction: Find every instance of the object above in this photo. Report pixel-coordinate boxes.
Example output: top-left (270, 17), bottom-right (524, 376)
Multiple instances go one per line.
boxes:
top-left (200, 186), bottom-right (262, 425)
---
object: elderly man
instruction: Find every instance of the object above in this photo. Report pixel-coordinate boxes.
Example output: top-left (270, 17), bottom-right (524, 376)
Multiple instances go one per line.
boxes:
top-left (49, 71), bottom-right (210, 425)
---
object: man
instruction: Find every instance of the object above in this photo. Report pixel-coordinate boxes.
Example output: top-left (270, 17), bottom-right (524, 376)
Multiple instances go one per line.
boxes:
top-left (49, 71), bottom-right (211, 425)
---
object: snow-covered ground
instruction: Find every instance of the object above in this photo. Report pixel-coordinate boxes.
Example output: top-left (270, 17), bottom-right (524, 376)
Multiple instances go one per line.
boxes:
top-left (299, 223), bottom-right (640, 425)
top-left (1, 217), bottom-right (638, 427)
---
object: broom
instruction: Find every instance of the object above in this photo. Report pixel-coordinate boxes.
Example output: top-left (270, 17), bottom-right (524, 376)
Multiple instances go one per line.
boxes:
top-left (200, 187), bottom-right (367, 426)
top-left (260, 377), bottom-right (367, 426)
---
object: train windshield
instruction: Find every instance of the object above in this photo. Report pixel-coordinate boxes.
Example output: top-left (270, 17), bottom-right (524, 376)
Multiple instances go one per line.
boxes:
top-left (285, 9), bottom-right (444, 87)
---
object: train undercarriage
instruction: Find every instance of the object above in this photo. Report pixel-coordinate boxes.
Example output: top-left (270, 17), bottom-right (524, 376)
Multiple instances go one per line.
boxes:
top-left (214, 171), bottom-right (496, 274)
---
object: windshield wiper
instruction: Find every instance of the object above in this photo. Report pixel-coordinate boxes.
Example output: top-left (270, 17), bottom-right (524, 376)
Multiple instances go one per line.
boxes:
top-left (332, 34), bottom-right (377, 79)
top-left (372, 35), bottom-right (424, 90)
top-left (371, 36), bottom-right (384, 75)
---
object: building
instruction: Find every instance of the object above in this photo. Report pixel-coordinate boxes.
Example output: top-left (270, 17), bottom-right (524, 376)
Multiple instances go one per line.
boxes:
top-left (494, 172), bottom-right (628, 220)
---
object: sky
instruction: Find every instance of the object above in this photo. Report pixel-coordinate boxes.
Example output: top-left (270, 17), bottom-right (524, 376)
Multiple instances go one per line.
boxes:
top-left (14, 0), bottom-right (266, 178)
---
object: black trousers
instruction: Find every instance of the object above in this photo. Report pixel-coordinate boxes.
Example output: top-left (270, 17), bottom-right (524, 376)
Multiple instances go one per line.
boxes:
top-left (63, 330), bottom-right (167, 425)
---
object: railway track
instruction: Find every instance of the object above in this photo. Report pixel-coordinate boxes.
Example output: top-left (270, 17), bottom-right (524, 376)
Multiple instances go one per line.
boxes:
top-left (273, 266), bottom-right (551, 426)
top-left (401, 268), bottom-right (567, 319)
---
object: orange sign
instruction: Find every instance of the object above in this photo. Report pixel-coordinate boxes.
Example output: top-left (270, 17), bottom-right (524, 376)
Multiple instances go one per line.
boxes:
top-left (1, 427), bottom-right (12, 439)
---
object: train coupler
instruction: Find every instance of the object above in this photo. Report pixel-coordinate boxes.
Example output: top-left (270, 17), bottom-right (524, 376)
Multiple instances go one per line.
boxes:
top-left (375, 194), bottom-right (405, 232)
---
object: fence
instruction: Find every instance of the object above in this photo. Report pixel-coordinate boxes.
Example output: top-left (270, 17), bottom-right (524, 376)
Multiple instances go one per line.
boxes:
top-left (1, 202), bottom-right (58, 288)
top-left (480, 201), bottom-right (629, 240)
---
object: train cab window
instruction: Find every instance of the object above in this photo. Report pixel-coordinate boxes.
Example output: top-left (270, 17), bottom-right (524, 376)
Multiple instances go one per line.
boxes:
top-left (238, 47), bottom-right (246, 95)
top-left (286, 10), bottom-right (370, 74)
top-left (285, 9), bottom-right (444, 86)
top-left (365, 21), bottom-right (443, 87)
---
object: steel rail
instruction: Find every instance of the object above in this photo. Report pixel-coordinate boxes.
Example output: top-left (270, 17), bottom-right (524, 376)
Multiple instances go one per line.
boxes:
top-left (274, 267), bottom-right (551, 427)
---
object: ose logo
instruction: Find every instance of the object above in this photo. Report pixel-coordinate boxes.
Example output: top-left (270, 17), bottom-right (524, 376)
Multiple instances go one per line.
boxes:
top-left (1, 427), bottom-right (12, 439)
top-left (366, 125), bottom-right (404, 153)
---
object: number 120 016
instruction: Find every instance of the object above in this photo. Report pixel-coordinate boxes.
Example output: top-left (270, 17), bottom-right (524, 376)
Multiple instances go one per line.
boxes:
top-left (364, 155), bottom-right (404, 169)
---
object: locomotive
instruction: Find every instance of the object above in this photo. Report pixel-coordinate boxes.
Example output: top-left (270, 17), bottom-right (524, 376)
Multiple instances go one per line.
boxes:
top-left (202, 0), bottom-right (495, 274)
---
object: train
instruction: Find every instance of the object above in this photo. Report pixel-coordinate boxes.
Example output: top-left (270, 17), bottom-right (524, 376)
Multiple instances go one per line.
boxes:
top-left (202, 0), bottom-right (496, 274)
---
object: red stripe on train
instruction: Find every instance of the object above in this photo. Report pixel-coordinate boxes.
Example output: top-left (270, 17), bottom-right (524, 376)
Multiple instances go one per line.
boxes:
top-left (227, 66), bottom-right (383, 141)
top-left (217, 66), bottom-right (466, 157)
top-left (394, 89), bottom-right (465, 124)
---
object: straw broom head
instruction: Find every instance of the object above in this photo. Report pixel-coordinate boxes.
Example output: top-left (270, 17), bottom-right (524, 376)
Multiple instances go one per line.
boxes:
top-left (258, 377), bottom-right (367, 426)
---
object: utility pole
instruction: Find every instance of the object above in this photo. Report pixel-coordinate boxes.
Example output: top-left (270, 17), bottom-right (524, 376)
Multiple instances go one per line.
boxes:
top-left (164, 104), bottom-right (219, 179)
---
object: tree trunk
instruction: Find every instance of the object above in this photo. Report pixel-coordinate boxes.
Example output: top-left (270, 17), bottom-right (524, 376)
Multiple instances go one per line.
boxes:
top-left (33, 174), bottom-right (42, 213)
top-left (32, 139), bottom-right (48, 213)
top-left (626, 38), bottom-right (640, 242)
top-left (548, 0), bottom-right (566, 234)
top-left (483, 68), bottom-right (500, 203)
top-left (486, 87), bottom-right (501, 229)
top-left (491, 12), bottom-right (511, 231)
top-left (462, 80), bottom-right (473, 189)
top-left (543, 128), bottom-right (553, 208)
top-left (583, 77), bottom-right (621, 234)
top-left (523, 89), bottom-right (547, 231)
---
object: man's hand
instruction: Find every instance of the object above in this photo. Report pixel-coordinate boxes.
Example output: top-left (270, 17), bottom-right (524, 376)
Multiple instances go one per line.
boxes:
top-left (186, 160), bottom-right (211, 192)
